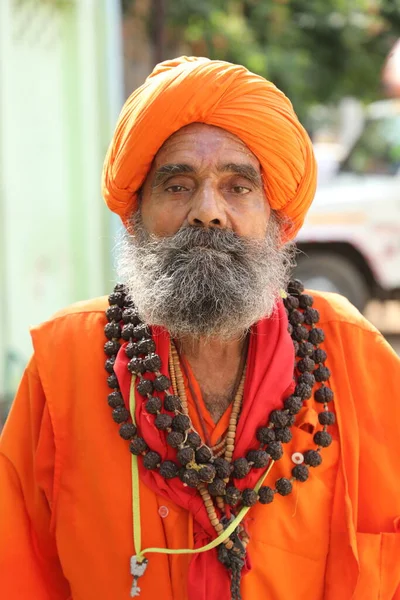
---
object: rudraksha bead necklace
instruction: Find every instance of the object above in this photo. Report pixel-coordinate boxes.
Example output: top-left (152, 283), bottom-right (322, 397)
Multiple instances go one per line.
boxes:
top-left (104, 280), bottom-right (335, 600)
top-left (169, 340), bottom-right (251, 596)
top-left (169, 341), bottom-right (247, 462)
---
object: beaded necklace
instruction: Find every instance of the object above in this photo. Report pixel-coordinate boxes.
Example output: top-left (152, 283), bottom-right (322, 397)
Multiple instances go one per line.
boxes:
top-left (169, 341), bottom-right (247, 538)
top-left (104, 279), bottom-right (335, 600)
top-left (169, 341), bottom-right (247, 459)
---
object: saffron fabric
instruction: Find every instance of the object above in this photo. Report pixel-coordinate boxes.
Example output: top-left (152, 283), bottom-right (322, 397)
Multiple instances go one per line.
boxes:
top-left (114, 300), bottom-right (295, 600)
top-left (1, 292), bottom-right (400, 599)
top-left (102, 56), bottom-right (317, 239)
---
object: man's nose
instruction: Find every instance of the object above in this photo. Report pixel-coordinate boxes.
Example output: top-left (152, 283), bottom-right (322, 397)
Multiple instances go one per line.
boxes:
top-left (187, 182), bottom-right (227, 228)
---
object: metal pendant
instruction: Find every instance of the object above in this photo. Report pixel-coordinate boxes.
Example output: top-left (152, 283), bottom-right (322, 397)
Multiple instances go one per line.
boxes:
top-left (130, 556), bottom-right (148, 597)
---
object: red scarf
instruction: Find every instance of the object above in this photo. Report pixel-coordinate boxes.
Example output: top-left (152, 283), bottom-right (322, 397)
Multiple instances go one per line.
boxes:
top-left (115, 300), bottom-right (294, 600)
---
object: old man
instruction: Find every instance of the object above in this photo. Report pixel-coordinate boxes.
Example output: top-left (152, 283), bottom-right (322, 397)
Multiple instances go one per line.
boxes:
top-left (1, 57), bottom-right (400, 600)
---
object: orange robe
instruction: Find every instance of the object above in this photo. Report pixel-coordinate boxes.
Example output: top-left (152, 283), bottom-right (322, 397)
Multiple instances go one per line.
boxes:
top-left (1, 291), bottom-right (400, 600)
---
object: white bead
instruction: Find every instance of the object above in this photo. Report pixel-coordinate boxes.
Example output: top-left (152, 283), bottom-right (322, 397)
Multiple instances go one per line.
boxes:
top-left (158, 505), bottom-right (169, 518)
top-left (291, 452), bottom-right (304, 465)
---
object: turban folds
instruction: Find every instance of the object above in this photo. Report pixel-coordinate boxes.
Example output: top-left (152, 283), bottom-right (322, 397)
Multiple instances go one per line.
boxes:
top-left (102, 56), bottom-right (317, 239)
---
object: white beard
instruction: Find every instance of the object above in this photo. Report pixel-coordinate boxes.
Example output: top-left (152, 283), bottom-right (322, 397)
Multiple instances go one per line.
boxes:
top-left (116, 212), bottom-right (295, 340)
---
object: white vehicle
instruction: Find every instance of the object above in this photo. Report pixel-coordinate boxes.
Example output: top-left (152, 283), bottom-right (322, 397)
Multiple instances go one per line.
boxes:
top-left (295, 100), bottom-right (400, 311)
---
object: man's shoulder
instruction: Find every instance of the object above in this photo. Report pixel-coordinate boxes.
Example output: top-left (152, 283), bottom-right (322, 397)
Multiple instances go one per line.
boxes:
top-left (31, 296), bottom-right (109, 337)
top-left (309, 289), bottom-right (378, 334)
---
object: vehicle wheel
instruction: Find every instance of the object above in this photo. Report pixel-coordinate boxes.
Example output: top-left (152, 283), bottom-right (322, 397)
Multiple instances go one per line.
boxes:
top-left (294, 251), bottom-right (370, 312)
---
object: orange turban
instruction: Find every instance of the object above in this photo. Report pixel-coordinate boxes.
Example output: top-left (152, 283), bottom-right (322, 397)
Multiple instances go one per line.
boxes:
top-left (102, 56), bottom-right (317, 238)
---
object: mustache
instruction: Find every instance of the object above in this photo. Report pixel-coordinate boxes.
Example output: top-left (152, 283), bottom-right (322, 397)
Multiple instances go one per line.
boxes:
top-left (135, 224), bottom-right (263, 256)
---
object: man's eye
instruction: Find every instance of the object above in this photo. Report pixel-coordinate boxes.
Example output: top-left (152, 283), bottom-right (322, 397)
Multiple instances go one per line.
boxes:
top-left (165, 185), bottom-right (188, 193)
top-left (231, 185), bottom-right (251, 194)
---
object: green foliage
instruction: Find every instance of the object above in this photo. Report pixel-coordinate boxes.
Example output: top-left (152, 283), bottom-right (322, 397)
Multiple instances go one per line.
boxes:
top-left (123, 0), bottom-right (400, 119)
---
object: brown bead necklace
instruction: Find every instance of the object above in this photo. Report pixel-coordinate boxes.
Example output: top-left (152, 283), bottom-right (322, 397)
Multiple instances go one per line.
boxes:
top-left (104, 279), bottom-right (335, 600)
top-left (168, 341), bottom-right (247, 461)
top-left (169, 341), bottom-right (247, 546)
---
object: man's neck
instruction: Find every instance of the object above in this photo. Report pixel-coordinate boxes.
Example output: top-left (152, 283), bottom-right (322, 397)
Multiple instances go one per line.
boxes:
top-left (176, 335), bottom-right (246, 362)
top-left (175, 334), bottom-right (248, 423)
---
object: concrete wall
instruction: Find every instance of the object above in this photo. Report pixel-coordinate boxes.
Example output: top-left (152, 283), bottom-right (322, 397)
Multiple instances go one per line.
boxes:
top-left (0, 0), bottom-right (124, 418)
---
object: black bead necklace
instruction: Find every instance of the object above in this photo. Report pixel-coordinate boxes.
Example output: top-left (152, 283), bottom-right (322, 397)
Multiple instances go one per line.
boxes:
top-left (104, 280), bottom-right (335, 599)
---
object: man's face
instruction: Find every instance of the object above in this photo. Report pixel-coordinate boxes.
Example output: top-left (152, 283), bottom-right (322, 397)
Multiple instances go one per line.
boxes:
top-left (140, 123), bottom-right (270, 239)
top-left (117, 123), bottom-right (293, 340)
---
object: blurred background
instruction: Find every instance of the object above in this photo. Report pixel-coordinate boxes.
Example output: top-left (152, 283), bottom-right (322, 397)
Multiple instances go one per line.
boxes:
top-left (1, 0), bottom-right (400, 426)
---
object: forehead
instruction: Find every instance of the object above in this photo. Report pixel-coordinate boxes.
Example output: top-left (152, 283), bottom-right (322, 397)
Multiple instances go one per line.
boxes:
top-left (153, 123), bottom-right (260, 169)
